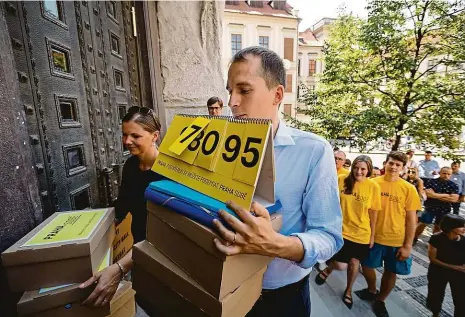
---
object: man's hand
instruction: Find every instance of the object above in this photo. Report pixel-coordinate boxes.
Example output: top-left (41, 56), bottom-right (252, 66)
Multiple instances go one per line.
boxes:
top-left (80, 264), bottom-right (121, 307)
top-left (396, 245), bottom-right (412, 261)
top-left (213, 201), bottom-right (278, 257)
top-left (425, 188), bottom-right (437, 198)
top-left (456, 264), bottom-right (465, 273)
top-left (460, 196), bottom-right (465, 203)
top-left (369, 236), bottom-right (375, 249)
top-left (432, 170), bottom-right (438, 175)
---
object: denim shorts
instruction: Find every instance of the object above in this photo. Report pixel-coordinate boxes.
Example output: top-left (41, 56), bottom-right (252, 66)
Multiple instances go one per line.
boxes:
top-left (420, 211), bottom-right (446, 225)
top-left (361, 243), bottom-right (412, 275)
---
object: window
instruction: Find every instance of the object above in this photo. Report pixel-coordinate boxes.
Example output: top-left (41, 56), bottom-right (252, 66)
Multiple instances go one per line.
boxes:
top-left (231, 34), bottom-right (242, 56)
top-left (284, 38), bottom-right (294, 61)
top-left (52, 48), bottom-right (70, 73)
top-left (42, 1), bottom-right (65, 24)
top-left (110, 32), bottom-right (121, 56)
top-left (285, 74), bottom-right (293, 93)
top-left (56, 95), bottom-right (80, 128)
top-left (427, 58), bottom-right (438, 73)
top-left (114, 69), bottom-right (124, 90)
top-left (47, 39), bottom-right (74, 79)
top-left (309, 59), bottom-right (316, 76)
top-left (259, 36), bottom-right (269, 49)
top-left (71, 185), bottom-right (91, 210)
top-left (107, 1), bottom-right (116, 19)
top-left (284, 104), bottom-right (292, 116)
top-left (63, 143), bottom-right (86, 176)
top-left (118, 105), bottom-right (127, 122)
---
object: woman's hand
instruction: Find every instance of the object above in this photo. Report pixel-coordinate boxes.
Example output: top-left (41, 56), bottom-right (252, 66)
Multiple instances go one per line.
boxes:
top-left (80, 264), bottom-right (122, 307)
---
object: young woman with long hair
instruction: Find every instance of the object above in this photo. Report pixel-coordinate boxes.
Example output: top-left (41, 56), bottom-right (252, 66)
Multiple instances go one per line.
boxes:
top-left (315, 155), bottom-right (381, 309)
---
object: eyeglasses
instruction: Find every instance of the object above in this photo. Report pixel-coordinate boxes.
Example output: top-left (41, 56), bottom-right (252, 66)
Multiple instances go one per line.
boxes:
top-left (335, 157), bottom-right (344, 161)
top-left (127, 106), bottom-right (153, 116)
top-left (407, 170), bottom-right (416, 174)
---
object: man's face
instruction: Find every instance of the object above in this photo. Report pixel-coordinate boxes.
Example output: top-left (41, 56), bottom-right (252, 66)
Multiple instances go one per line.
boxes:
top-left (451, 163), bottom-right (460, 173)
top-left (208, 102), bottom-right (222, 116)
top-left (407, 151), bottom-right (414, 159)
top-left (227, 56), bottom-right (282, 120)
top-left (425, 153), bottom-right (432, 161)
top-left (371, 169), bottom-right (381, 178)
top-left (334, 152), bottom-right (345, 169)
top-left (385, 158), bottom-right (404, 176)
top-left (439, 168), bottom-right (452, 181)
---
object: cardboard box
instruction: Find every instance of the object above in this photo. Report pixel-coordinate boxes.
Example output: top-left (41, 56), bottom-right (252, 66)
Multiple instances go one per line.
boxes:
top-left (146, 202), bottom-right (282, 299)
top-left (2, 208), bottom-right (115, 292)
top-left (133, 241), bottom-right (264, 317)
top-left (17, 280), bottom-right (135, 317)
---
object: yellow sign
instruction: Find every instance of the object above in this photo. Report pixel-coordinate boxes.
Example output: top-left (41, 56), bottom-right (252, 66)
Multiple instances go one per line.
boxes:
top-left (23, 210), bottom-right (106, 247)
top-left (153, 115), bottom-right (275, 210)
top-left (112, 213), bottom-right (134, 263)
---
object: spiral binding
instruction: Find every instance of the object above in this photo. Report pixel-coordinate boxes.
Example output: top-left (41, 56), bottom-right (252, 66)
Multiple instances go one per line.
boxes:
top-left (176, 114), bottom-right (271, 124)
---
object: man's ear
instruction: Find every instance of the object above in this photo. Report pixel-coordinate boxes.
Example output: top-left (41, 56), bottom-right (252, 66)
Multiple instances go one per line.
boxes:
top-left (274, 85), bottom-right (284, 107)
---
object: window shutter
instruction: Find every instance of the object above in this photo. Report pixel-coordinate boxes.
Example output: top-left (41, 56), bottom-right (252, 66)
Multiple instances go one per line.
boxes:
top-left (284, 38), bottom-right (294, 61)
top-left (285, 74), bottom-right (292, 92)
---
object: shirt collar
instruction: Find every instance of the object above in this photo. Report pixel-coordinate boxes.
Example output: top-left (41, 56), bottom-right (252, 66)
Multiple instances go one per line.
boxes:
top-left (274, 120), bottom-right (295, 147)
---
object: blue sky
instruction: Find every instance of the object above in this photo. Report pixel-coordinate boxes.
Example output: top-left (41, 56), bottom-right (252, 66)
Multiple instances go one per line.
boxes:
top-left (287, 0), bottom-right (368, 31)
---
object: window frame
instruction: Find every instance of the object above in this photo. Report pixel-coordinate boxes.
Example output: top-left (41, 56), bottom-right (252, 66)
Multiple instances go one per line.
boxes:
top-left (62, 142), bottom-right (87, 176)
top-left (231, 34), bottom-right (242, 56)
top-left (40, 1), bottom-right (68, 29)
top-left (55, 94), bottom-right (81, 128)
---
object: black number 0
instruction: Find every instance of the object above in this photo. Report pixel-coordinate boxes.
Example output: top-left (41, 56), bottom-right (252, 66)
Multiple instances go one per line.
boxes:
top-left (241, 137), bottom-right (262, 168)
top-left (202, 131), bottom-right (220, 155)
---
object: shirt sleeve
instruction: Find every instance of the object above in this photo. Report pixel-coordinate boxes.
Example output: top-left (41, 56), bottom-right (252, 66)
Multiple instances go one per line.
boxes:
top-left (291, 141), bottom-right (344, 269)
top-left (462, 176), bottom-right (465, 195)
top-left (450, 182), bottom-right (459, 195)
top-left (406, 184), bottom-right (422, 211)
top-left (429, 234), bottom-right (440, 248)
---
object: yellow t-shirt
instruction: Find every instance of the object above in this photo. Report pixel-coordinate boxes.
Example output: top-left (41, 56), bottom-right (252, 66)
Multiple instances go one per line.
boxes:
top-left (337, 167), bottom-right (350, 175)
top-left (373, 177), bottom-right (422, 247)
top-left (338, 175), bottom-right (382, 244)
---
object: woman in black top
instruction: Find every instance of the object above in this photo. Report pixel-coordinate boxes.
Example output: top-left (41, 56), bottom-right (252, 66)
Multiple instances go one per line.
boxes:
top-left (427, 214), bottom-right (465, 317)
top-left (80, 106), bottom-right (163, 307)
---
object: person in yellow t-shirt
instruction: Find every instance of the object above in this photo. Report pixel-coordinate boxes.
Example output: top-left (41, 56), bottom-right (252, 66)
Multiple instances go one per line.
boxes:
top-left (315, 155), bottom-right (381, 309)
top-left (358, 151), bottom-right (421, 317)
top-left (335, 150), bottom-right (350, 175)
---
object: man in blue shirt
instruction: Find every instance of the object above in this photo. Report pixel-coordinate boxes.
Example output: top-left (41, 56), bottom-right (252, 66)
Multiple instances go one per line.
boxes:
top-left (213, 46), bottom-right (343, 316)
top-left (418, 151), bottom-right (440, 180)
top-left (415, 167), bottom-right (459, 240)
top-left (451, 161), bottom-right (465, 215)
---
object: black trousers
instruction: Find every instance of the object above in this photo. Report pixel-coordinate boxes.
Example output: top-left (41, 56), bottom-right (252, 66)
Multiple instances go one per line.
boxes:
top-left (452, 202), bottom-right (461, 215)
top-left (246, 275), bottom-right (311, 317)
top-left (427, 264), bottom-right (465, 317)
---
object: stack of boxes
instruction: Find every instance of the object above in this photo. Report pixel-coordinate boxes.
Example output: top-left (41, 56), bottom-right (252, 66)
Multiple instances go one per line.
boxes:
top-left (132, 201), bottom-right (283, 317)
top-left (1, 208), bottom-right (136, 317)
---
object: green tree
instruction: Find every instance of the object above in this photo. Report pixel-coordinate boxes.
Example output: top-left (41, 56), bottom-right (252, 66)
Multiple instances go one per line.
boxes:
top-left (289, 0), bottom-right (465, 156)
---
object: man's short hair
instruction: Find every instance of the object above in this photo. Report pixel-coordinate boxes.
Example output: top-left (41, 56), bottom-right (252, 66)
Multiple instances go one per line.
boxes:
top-left (452, 161), bottom-right (461, 165)
top-left (334, 150), bottom-right (346, 158)
top-left (207, 96), bottom-right (223, 108)
top-left (386, 151), bottom-right (408, 167)
top-left (440, 166), bottom-right (452, 172)
top-left (231, 46), bottom-right (286, 90)
top-left (406, 149), bottom-right (414, 154)
top-left (373, 167), bottom-right (380, 170)
top-left (425, 150), bottom-right (433, 154)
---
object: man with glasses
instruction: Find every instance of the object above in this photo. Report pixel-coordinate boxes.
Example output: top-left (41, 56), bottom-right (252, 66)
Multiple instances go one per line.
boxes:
top-left (335, 151), bottom-right (350, 175)
top-left (207, 96), bottom-right (223, 116)
top-left (415, 167), bottom-right (459, 240)
top-left (450, 162), bottom-right (465, 215)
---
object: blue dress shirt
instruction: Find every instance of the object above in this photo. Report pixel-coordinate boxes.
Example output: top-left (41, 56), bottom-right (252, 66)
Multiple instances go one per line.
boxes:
top-left (419, 159), bottom-right (440, 179)
top-left (263, 121), bottom-right (343, 289)
top-left (451, 171), bottom-right (465, 195)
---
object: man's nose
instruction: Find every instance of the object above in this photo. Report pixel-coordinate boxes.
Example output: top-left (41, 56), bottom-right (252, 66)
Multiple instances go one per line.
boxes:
top-left (228, 93), bottom-right (240, 108)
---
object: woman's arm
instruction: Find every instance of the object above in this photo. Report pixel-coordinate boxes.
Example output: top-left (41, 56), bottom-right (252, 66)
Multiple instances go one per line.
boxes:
top-left (428, 244), bottom-right (465, 273)
top-left (368, 209), bottom-right (377, 248)
top-left (417, 178), bottom-right (426, 201)
top-left (80, 249), bottom-right (134, 306)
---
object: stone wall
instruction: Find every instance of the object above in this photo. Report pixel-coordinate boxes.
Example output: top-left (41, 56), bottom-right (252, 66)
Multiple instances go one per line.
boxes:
top-left (155, 0), bottom-right (227, 127)
top-left (0, 5), bottom-right (42, 315)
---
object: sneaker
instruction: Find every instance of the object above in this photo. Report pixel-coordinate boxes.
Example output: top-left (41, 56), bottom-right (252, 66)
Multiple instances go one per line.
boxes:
top-left (355, 288), bottom-right (379, 301)
top-left (373, 300), bottom-right (390, 317)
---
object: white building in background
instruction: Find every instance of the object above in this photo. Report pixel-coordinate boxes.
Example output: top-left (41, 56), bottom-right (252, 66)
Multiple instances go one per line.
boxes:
top-left (297, 18), bottom-right (335, 112)
top-left (223, 0), bottom-right (299, 117)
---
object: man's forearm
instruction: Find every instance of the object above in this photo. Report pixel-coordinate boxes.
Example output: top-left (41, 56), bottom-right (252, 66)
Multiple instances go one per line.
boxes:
top-left (403, 211), bottom-right (416, 247)
top-left (270, 233), bottom-right (305, 262)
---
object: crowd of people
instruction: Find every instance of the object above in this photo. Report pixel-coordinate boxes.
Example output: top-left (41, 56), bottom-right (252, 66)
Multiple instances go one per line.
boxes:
top-left (74, 45), bottom-right (464, 317)
top-left (318, 149), bottom-right (465, 317)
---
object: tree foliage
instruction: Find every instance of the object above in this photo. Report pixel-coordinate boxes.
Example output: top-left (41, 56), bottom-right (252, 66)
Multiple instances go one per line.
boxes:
top-left (289, 0), bottom-right (465, 157)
